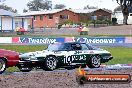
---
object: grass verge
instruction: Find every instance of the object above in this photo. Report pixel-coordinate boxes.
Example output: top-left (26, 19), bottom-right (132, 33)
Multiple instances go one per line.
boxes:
top-left (103, 47), bottom-right (132, 65)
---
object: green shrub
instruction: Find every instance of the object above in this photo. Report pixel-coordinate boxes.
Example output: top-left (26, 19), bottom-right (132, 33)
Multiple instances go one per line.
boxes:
top-left (112, 18), bottom-right (117, 25)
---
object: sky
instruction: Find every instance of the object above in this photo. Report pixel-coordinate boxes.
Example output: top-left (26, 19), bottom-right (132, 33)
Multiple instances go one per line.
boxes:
top-left (0, 0), bottom-right (119, 14)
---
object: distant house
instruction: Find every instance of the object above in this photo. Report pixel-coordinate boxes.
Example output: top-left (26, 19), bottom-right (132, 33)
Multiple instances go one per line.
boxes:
top-left (22, 8), bottom-right (112, 28)
top-left (74, 9), bottom-right (112, 21)
top-left (0, 9), bottom-right (31, 32)
top-left (114, 11), bottom-right (132, 24)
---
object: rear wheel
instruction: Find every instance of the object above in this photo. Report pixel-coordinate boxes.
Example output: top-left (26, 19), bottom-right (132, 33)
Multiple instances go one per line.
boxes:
top-left (44, 56), bottom-right (57, 71)
top-left (87, 55), bottom-right (101, 68)
top-left (0, 59), bottom-right (6, 74)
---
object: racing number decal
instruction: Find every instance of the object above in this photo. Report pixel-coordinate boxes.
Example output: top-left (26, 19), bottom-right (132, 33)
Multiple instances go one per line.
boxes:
top-left (74, 51), bottom-right (82, 54)
top-left (64, 55), bottom-right (87, 64)
top-left (64, 56), bottom-right (71, 64)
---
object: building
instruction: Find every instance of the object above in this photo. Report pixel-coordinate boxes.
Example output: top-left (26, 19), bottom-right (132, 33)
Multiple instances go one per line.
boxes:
top-left (22, 9), bottom-right (112, 28)
top-left (0, 9), bottom-right (31, 32)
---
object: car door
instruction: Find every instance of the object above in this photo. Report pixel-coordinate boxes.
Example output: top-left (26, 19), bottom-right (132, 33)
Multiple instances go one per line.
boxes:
top-left (64, 43), bottom-right (87, 65)
top-left (63, 43), bottom-right (74, 64)
top-left (71, 43), bottom-right (90, 64)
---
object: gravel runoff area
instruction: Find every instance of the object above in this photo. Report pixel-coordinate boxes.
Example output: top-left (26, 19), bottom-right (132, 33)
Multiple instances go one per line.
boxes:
top-left (0, 69), bottom-right (132, 88)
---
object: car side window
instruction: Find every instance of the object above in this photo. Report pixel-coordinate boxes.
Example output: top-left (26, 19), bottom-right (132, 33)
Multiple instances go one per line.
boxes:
top-left (62, 44), bottom-right (72, 51)
top-left (71, 44), bottom-right (81, 50)
top-left (64, 45), bottom-right (71, 51)
top-left (81, 44), bottom-right (89, 50)
top-left (86, 44), bottom-right (96, 50)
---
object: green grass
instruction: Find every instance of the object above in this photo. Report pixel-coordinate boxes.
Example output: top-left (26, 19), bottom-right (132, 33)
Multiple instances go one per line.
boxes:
top-left (103, 47), bottom-right (132, 65)
top-left (0, 45), bottom-right (131, 72)
top-left (0, 45), bottom-right (48, 53)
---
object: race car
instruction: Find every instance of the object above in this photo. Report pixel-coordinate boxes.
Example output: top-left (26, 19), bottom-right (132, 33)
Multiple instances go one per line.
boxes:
top-left (0, 49), bottom-right (19, 74)
top-left (17, 42), bottom-right (113, 72)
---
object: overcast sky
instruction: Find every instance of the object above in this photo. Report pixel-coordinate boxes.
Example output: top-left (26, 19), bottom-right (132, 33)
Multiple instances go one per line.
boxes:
top-left (0, 0), bottom-right (119, 14)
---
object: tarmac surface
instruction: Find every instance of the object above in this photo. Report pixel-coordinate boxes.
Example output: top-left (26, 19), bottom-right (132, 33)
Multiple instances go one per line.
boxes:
top-left (0, 25), bottom-right (132, 36)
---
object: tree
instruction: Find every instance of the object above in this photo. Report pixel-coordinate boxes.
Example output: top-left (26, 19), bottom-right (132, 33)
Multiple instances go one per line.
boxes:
top-left (115, 0), bottom-right (132, 24)
top-left (54, 4), bottom-right (66, 9)
top-left (84, 5), bottom-right (98, 9)
top-left (0, 4), bottom-right (17, 13)
top-left (27, 0), bottom-right (52, 11)
top-left (0, 0), bottom-right (6, 2)
top-left (114, 6), bottom-right (122, 12)
top-left (23, 9), bottom-right (28, 13)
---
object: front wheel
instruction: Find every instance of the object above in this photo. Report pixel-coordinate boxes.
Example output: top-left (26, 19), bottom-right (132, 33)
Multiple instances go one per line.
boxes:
top-left (44, 56), bottom-right (57, 71)
top-left (0, 59), bottom-right (6, 74)
top-left (87, 55), bottom-right (101, 68)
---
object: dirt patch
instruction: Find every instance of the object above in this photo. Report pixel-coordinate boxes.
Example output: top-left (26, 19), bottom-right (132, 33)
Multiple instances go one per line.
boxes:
top-left (0, 69), bottom-right (132, 88)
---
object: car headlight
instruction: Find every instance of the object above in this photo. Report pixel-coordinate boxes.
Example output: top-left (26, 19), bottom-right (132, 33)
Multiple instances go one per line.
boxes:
top-left (19, 53), bottom-right (37, 60)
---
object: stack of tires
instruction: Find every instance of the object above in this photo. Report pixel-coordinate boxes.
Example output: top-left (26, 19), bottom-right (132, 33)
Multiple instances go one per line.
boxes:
top-left (15, 27), bottom-right (26, 35)
top-left (78, 26), bottom-right (89, 35)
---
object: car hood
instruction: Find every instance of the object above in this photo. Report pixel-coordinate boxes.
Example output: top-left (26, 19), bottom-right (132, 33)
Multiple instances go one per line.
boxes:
top-left (19, 50), bottom-right (54, 58)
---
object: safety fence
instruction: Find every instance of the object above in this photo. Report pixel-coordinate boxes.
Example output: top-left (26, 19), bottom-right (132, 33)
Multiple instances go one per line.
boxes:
top-left (0, 37), bottom-right (131, 45)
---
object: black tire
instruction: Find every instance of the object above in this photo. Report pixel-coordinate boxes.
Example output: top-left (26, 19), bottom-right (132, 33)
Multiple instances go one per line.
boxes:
top-left (0, 59), bottom-right (6, 74)
top-left (87, 55), bottom-right (101, 68)
top-left (44, 56), bottom-right (57, 71)
top-left (18, 67), bottom-right (32, 72)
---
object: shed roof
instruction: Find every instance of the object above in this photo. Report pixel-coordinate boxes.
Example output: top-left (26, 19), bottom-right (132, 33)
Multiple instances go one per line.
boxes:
top-left (21, 9), bottom-right (65, 16)
top-left (0, 9), bottom-right (20, 17)
top-left (71, 9), bottom-right (98, 13)
top-left (22, 8), bottom-right (112, 16)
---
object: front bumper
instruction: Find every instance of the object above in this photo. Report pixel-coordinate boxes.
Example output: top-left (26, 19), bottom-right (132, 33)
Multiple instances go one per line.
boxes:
top-left (17, 60), bottom-right (45, 68)
top-left (101, 54), bottom-right (113, 63)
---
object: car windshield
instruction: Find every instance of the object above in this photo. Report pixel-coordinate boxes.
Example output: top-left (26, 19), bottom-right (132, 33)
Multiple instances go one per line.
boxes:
top-left (46, 43), bottom-right (64, 51)
top-left (87, 44), bottom-right (102, 50)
